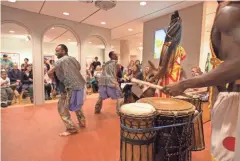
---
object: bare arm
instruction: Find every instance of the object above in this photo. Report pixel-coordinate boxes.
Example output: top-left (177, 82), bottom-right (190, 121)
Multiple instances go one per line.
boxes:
top-left (165, 7), bottom-right (240, 96)
top-left (181, 7), bottom-right (240, 89)
top-left (48, 67), bottom-right (55, 78)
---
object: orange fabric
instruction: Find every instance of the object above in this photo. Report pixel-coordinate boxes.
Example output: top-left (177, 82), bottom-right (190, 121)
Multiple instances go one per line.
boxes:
top-left (155, 46), bottom-right (186, 98)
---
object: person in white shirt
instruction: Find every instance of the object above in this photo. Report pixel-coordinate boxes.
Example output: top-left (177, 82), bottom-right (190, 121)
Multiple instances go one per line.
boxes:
top-left (44, 67), bottom-right (52, 100)
top-left (1, 70), bottom-right (13, 108)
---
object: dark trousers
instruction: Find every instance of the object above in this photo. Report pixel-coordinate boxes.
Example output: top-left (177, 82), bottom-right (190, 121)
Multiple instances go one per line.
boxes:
top-left (44, 83), bottom-right (52, 98)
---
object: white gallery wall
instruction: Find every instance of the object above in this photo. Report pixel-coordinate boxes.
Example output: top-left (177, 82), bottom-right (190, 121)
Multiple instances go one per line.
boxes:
top-left (143, 3), bottom-right (204, 78)
top-left (199, 1), bottom-right (218, 72)
top-left (1, 37), bottom-right (32, 65)
top-left (1, 5), bottom-right (111, 105)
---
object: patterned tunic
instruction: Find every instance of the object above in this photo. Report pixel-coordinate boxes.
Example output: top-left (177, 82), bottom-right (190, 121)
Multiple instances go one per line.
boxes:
top-left (54, 55), bottom-right (85, 90)
top-left (98, 60), bottom-right (118, 87)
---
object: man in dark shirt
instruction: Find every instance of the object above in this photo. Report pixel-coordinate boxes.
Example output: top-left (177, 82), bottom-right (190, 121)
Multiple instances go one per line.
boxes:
top-left (90, 57), bottom-right (101, 76)
top-left (8, 64), bottom-right (22, 93)
top-left (8, 64), bottom-right (22, 84)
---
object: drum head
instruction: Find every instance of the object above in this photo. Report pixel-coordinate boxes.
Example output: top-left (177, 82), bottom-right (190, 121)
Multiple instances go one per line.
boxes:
top-left (137, 97), bottom-right (195, 116)
top-left (120, 103), bottom-right (156, 117)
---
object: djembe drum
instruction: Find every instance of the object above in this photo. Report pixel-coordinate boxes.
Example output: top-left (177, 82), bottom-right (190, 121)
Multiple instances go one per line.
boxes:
top-left (138, 97), bottom-right (195, 161)
top-left (119, 103), bottom-right (157, 161)
top-left (174, 95), bottom-right (205, 151)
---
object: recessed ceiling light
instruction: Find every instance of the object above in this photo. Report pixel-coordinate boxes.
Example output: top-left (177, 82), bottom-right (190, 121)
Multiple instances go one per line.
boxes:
top-left (51, 27), bottom-right (55, 29)
top-left (9, 30), bottom-right (15, 33)
top-left (140, 43), bottom-right (142, 45)
top-left (63, 12), bottom-right (70, 16)
top-left (88, 42), bottom-right (92, 44)
top-left (8, 0), bottom-right (16, 2)
top-left (128, 28), bottom-right (133, 31)
top-left (101, 22), bottom-right (106, 25)
top-left (140, 2), bottom-right (147, 6)
top-left (68, 39), bottom-right (71, 41)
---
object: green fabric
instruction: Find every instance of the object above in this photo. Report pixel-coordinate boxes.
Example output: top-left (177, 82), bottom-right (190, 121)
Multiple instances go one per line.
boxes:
top-left (205, 52), bottom-right (213, 73)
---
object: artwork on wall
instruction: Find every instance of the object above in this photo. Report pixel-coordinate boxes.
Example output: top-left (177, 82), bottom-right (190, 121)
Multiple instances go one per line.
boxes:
top-left (1, 52), bottom-right (20, 66)
top-left (44, 55), bottom-right (54, 63)
top-left (154, 29), bottom-right (167, 59)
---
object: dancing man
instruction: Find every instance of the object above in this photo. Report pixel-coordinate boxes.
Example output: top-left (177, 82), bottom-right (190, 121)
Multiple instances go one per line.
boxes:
top-left (164, 2), bottom-right (240, 160)
top-left (48, 44), bottom-right (86, 137)
top-left (94, 51), bottom-right (121, 114)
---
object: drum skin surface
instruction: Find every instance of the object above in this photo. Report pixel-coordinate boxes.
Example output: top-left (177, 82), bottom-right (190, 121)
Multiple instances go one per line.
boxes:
top-left (119, 103), bottom-right (156, 161)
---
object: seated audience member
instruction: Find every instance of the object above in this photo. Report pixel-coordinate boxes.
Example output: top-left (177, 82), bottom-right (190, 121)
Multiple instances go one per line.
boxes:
top-left (91, 66), bottom-right (102, 93)
top-left (188, 66), bottom-right (208, 101)
top-left (21, 64), bottom-right (25, 72)
top-left (21, 58), bottom-right (29, 70)
top-left (44, 58), bottom-right (50, 71)
top-left (1, 54), bottom-right (13, 72)
top-left (1, 70), bottom-right (13, 107)
top-left (44, 67), bottom-right (52, 100)
top-left (117, 65), bottom-right (124, 85)
top-left (22, 65), bottom-right (33, 103)
top-left (8, 63), bottom-right (23, 93)
top-left (180, 68), bottom-right (187, 81)
top-left (132, 64), bottom-right (143, 80)
top-left (143, 66), bottom-right (150, 80)
top-left (49, 60), bottom-right (55, 69)
top-left (135, 60), bottom-right (142, 72)
top-left (86, 69), bottom-right (92, 89)
top-left (128, 60), bottom-right (135, 70)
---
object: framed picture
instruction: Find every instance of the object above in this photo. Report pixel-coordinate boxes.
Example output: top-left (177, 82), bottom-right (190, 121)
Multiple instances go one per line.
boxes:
top-left (44, 55), bottom-right (54, 61)
top-left (1, 52), bottom-right (20, 66)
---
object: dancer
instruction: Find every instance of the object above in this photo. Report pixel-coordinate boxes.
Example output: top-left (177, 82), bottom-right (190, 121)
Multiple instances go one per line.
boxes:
top-left (164, 2), bottom-right (240, 160)
top-left (94, 51), bottom-right (121, 113)
top-left (48, 44), bottom-right (86, 137)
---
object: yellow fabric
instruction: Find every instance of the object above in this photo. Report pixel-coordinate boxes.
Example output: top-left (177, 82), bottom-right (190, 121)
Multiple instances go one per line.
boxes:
top-left (156, 46), bottom-right (186, 98)
top-left (211, 154), bottom-right (217, 161)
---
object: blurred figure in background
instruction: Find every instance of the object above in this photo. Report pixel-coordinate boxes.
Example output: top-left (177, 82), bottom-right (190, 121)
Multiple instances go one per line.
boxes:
top-left (21, 58), bottom-right (29, 70)
top-left (22, 65), bottom-right (34, 103)
top-left (8, 63), bottom-right (23, 95)
top-left (1, 54), bottom-right (13, 72)
top-left (44, 67), bottom-right (52, 100)
top-left (44, 58), bottom-right (50, 71)
top-left (1, 70), bottom-right (13, 108)
top-left (90, 57), bottom-right (101, 77)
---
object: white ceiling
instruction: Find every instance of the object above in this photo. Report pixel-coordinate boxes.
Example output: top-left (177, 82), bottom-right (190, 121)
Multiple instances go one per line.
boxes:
top-left (2, 0), bottom-right (202, 41)
top-left (1, 23), bottom-right (106, 49)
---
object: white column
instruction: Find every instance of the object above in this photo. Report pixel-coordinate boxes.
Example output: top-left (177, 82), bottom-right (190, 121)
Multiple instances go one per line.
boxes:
top-left (120, 40), bottom-right (130, 68)
top-left (32, 33), bottom-right (45, 105)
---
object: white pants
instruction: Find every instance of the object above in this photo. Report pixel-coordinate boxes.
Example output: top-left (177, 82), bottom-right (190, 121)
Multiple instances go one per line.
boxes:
top-left (211, 92), bottom-right (240, 161)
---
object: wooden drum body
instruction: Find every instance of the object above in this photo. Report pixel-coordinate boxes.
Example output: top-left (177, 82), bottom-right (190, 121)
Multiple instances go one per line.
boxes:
top-left (174, 96), bottom-right (205, 151)
top-left (138, 97), bottom-right (195, 161)
top-left (120, 103), bottom-right (157, 161)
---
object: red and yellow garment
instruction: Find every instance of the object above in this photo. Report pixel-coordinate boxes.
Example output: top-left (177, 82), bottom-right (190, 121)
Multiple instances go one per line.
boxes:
top-left (155, 46), bottom-right (186, 98)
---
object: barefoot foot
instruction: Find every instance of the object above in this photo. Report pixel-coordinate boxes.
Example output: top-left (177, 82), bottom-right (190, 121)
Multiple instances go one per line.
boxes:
top-left (59, 130), bottom-right (78, 137)
top-left (79, 120), bottom-right (86, 128)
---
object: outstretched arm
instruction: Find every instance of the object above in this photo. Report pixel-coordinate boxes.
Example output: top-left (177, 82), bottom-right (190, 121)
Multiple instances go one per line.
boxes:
top-left (165, 7), bottom-right (240, 96)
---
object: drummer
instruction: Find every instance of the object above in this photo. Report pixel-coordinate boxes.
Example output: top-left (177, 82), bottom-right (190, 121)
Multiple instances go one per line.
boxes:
top-left (164, 2), bottom-right (240, 160)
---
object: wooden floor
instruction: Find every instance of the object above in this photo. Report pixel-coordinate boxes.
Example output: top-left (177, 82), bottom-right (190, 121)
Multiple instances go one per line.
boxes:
top-left (1, 97), bottom-right (211, 161)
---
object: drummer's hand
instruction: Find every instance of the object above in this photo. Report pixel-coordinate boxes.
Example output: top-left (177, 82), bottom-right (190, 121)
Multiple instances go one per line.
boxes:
top-left (163, 82), bottom-right (186, 96)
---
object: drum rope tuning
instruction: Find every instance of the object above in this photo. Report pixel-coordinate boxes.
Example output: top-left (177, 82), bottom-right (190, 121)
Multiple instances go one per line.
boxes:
top-left (120, 111), bottom-right (202, 133)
